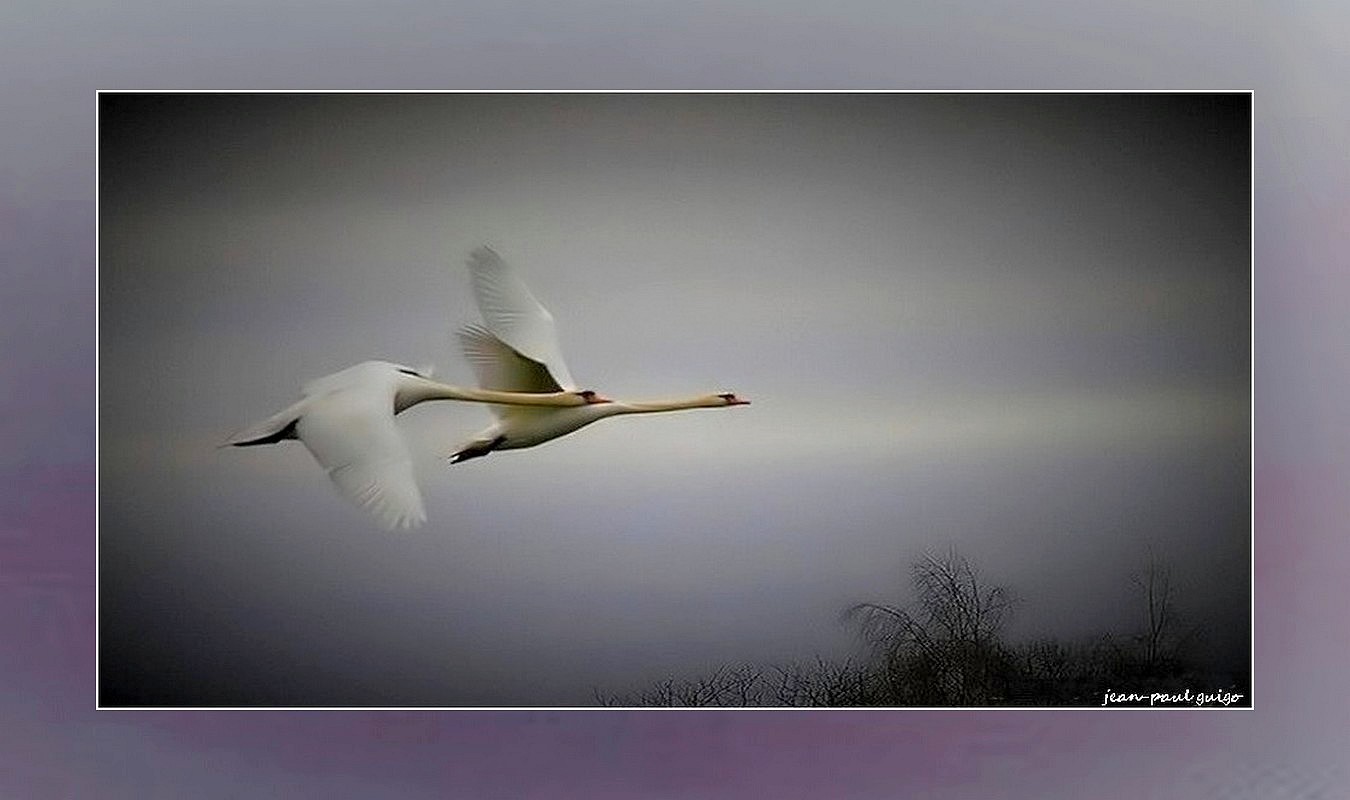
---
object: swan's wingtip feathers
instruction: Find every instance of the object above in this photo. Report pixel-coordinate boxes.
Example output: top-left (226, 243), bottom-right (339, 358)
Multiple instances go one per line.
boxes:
top-left (456, 321), bottom-right (494, 341)
top-left (468, 246), bottom-right (503, 267)
top-left (356, 483), bottom-right (427, 531)
top-left (324, 461), bottom-right (427, 532)
top-left (374, 508), bottom-right (427, 531)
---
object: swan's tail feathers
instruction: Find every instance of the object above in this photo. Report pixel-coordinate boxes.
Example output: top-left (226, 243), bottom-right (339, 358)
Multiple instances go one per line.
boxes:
top-left (448, 435), bottom-right (505, 464)
top-left (224, 400), bottom-right (307, 447)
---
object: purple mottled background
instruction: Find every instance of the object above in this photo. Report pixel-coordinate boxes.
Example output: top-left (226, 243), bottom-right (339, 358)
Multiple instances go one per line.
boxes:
top-left (2, 1), bottom-right (1345, 797)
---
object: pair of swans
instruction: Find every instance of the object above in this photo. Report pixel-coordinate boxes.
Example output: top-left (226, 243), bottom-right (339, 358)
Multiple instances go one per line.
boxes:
top-left (229, 247), bottom-right (749, 529)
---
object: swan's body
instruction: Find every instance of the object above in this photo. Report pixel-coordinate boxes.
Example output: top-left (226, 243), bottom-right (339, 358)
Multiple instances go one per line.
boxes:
top-left (449, 247), bottom-right (748, 464)
top-left (228, 360), bottom-right (606, 529)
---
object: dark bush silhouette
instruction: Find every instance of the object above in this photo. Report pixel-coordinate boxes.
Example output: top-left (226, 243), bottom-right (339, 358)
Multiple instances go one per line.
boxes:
top-left (597, 548), bottom-right (1247, 707)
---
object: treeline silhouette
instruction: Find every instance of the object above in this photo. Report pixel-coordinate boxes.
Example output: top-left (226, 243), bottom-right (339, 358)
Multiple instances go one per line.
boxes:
top-left (597, 548), bottom-right (1248, 707)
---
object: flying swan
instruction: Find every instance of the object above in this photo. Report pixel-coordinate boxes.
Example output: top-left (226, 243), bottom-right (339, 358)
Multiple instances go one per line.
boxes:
top-left (448, 246), bottom-right (750, 464)
top-left (227, 360), bottom-right (608, 529)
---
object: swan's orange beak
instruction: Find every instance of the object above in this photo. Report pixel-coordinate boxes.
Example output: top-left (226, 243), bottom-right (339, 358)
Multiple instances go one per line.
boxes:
top-left (578, 391), bottom-right (612, 404)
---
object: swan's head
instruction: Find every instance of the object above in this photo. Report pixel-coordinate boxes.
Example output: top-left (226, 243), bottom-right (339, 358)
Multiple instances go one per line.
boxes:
top-left (576, 389), bottom-right (612, 404)
top-left (716, 392), bottom-right (751, 406)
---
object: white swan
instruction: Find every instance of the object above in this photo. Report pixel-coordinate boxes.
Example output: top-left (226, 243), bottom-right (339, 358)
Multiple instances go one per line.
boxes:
top-left (449, 247), bottom-right (749, 464)
top-left (228, 360), bottom-right (607, 529)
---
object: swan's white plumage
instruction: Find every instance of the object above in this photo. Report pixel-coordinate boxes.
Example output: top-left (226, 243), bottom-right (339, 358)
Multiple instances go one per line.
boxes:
top-left (228, 359), bottom-right (605, 529)
top-left (293, 366), bottom-right (426, 530)
top-left (449, 250), bottom-right (748, 463)
top-left (467, 246), bottom-right (577, 391)
top-left (457, 323), bottom-right (564, 423)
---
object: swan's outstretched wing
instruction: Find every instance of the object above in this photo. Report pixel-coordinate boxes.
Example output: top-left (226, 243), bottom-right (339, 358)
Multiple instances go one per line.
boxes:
top-left (457, 324), bottom-right (562, 393)
top-left (295, 388), bottom-right (426, 530)
top-left (457, 324), bottom-right (563, 422)
top-left (466, 246), bottom-right (577, 390)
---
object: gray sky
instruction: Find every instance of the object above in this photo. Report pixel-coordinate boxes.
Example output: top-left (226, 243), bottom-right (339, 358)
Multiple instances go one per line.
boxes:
top-left (98, 93), bottom-right (1249, 705)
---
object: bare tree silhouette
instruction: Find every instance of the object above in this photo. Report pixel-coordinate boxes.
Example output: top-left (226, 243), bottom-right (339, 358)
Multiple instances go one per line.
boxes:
top-left (844, 547), bottom-right (1018, 704)
top-left (1127, 548), bottom-right (1205, 677)
top-left (597, 546), bottom-right (1243, 707)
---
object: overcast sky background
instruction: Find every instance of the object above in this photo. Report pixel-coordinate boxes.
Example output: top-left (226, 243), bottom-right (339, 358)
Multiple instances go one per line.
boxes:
top-left (98, 93), bottom-right (1249, 706)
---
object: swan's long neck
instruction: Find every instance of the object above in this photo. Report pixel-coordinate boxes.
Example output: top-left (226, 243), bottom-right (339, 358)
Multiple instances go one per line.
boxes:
top-left (603, 396), bottom-right (730, 416)
top-left (395, 377), bottom-right (586, 414)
